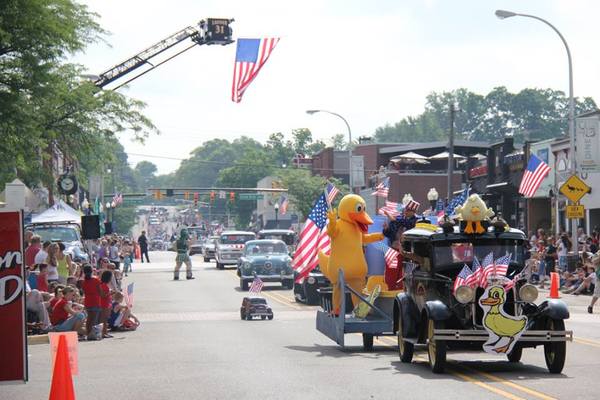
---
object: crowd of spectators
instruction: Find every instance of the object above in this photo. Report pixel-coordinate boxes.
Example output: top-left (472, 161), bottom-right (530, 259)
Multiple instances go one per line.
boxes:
top-left (23, 232), bottom-right (139, 340)
top-left (527, 227), bottom-right (600, 313)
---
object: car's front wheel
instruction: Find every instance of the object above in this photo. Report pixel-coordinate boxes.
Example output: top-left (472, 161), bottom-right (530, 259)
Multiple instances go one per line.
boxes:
top-left (268, 313), bottom-right (273, 320)
top-left (240, 310), bottom-right (246, 320)
top-left (427, 318), bottom-right (446, 373)
top-left (204, 256), bottom-right (210, 262)
top-left (240, 279), bottom-right (249, 291)
top-left (216, 261), bottom-right (223, 270)
top-left (397, 311), bottom-right (414, 363)
top-left (544, 319), bottom-right (566, 374)
top-left (507, 345), bottom-right (523, 363)
top-left (282, 279), bottom-right (294, 290)
top-left (363, 333), bottom-right (374, 352)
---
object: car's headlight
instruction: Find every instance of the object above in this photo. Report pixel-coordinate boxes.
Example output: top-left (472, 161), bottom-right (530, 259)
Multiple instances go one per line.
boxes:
top-left (454, 285), bottom-right (475, 304)
top-left (243, 262), bottom-right (251, 270)
top-left (519, 284), bottom-right (538, 303)
top-left (307, 276), bottom-right (316, 285)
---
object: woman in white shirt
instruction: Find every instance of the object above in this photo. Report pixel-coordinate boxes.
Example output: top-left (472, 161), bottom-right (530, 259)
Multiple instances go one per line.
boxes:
top-left (45, 243), bottom-right (60, 283)
top-left (557, 234), bottom-right (571, 272)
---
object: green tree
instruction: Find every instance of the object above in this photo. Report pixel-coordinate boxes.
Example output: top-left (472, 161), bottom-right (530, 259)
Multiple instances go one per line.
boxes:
top-left (134, 161), bottom-right (158, 189)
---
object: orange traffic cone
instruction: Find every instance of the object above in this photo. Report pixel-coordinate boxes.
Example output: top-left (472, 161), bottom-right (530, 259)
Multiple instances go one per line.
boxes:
top-left (48, 335), bottom-right (75, 400)
top-left (548, 272), bottom-right (560, 299)
top-left (134, 243), bottom-right (141, 261)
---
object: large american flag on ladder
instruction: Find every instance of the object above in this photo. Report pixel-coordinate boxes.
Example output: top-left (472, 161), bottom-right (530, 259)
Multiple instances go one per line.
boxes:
top-left (293, 193), bottom-right (330, 282)
top-left (518, 154), bottom-right (551, 198)
top-left (231, 38), bottom-right (280, 103)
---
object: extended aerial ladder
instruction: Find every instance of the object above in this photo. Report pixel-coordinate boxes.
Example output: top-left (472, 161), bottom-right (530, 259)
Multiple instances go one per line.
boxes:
top-left (93, 18), bottom-right (234, 90)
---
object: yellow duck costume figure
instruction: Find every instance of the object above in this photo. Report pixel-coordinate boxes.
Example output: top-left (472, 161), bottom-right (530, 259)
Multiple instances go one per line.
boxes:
top-left (454, 194), bottom-right (494, 234)
top-left (479, 286), bottom-right (528, 354)
top-left (318, 194), bottom-right (384, 314)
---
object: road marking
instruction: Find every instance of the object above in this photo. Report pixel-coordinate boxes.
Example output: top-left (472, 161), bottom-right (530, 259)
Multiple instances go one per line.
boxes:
top-left (225, 270), bottom-right (304, 311)
top-left (136, 311), bottom-right (314, 322)
top-left (449, 370), bottom-right (526, 400)
top-left (573, 337), bottom-right (600, 348)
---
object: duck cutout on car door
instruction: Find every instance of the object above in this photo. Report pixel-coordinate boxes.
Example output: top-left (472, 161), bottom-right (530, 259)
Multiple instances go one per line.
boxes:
top-left (479, 285), bottom-right (528, 354)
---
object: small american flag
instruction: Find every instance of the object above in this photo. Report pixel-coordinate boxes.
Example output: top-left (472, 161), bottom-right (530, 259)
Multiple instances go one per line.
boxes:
top-left (519, 154), bottom-right (551, 198)
top-left (372, 177), bottom-right (390, 198)
top-left (446, 187), bottom-right (469, 216)
top-left (453, 265), bottom-right (473, 295)
top-left (378, 200), bottom-right (404, 218)
top-left (293, 194), bottom-right (330, 282)
top-left (481, 253), bottom-right (511, 288)
top-left (249, 277), bottom-right (264, 294)
top-left (123, 282), bottom-right (134, 308)
top-left (231, 38), bottom-right (280, 103)
top-left (465, 256), bottom-right (483, 288)
top-left (279, 195), bottom-right (288, 215)
top-left (477, 252), bottom-right (495, 288)
top-left (377, 241), bottom-right (399, 269)
top-left (325, 182), bottom-right (340, 205)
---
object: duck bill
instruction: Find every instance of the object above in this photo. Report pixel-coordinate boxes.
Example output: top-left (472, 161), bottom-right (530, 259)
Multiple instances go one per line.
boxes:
top-left (480, 297), bottom-right (500, 306)
top-left (348, 211), bottom-right (373, 233)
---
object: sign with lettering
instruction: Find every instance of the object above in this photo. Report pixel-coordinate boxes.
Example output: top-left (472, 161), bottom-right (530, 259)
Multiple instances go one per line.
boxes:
top-left (566, 205), bottom-right (585, 219)
top-left (576, 116), bottom-right (600, 172)
top-left (0, 210), bottom-right (27, 382)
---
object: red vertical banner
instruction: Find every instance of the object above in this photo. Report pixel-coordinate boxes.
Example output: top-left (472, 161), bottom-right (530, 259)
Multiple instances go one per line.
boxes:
top-left (0, 210), bottom-right (27, 382)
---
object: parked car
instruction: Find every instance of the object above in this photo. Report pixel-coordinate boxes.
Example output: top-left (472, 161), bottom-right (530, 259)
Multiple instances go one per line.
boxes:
top-left (187, 226), bottom-right (206, 256)
top-left (240, 296), bottom-right (273, 320)
top-left (215, 231), bottom-right (255, 269)
top-left (201, 236), bottom-right (219, 262)
top-left (237, 240), bottom-right (294, 290)
top-left (27, 222), bottom-right (88, 262)
top-left (257, 229), bottom-right (297, 255)
top-left (293, 267), bottom-right (329, 304)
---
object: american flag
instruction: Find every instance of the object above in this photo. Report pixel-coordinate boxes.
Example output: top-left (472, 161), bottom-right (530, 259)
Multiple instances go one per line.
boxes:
top-left (123, 282), bottom-right (134, 308)
top-left (378, 200), bottom-right (404, 218)
top-left (249, 277), bottom-right (264, 294)
top-left (446, 186), bottom-right (469, 216)
top-left (325, 182), bottom-right (340, 205)
top-left (504, 273), bottom-right (519, 291)
top-left (292, 194), bottom-right (330, 282)
top-left (518, 154), bottom-right (551, 198)
top-left (372, 177), bottom-right (390, 198)
top-left (465, 256), bottom-right (483, 288)
top-left (481, 253), bottom-right (511, 288)
top-left (112, 192), bottom-right (123, 206)
top-left (231, 38), bottom-right (280, 103)
top-left (477, 252), bottom-right (495, 288)
top-left (376, 241), bottom-right (399, 269)
top-left (453, 265), bottom-right (473, 295)
top-left (279, 194), bottom-right (288, 215)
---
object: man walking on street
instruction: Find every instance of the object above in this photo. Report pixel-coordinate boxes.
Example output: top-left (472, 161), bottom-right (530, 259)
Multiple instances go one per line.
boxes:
top-left (138, 230), bottom-right (150, 263)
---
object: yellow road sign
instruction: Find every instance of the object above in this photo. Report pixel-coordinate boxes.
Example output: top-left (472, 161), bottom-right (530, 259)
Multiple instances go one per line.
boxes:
top-left (566, 205), bottom-right (585, 219)
top-left (559, 175), bottom-right (591, 203)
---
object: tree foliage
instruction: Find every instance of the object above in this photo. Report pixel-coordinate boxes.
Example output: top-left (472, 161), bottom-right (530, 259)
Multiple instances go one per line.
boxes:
top-left (373, 87), bottom-right (597, 143)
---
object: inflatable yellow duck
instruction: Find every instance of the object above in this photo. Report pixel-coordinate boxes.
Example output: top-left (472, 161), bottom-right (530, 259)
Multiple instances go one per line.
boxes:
top-left (454, 194), bottom-right (494, 234)
top-left (480, 286), bottom-right (527, 353)
top-left (318, 194), bottom-right (384, 313)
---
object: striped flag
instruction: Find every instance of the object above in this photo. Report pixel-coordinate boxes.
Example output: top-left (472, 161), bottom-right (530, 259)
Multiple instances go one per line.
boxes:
top-left (446, 186), bottom-right (469, 216)
top-left (481, 253), bottom-right (511, 288)
top-left (465, 256), bottom-right (483, 288)
top-left (435, 199), bottom-right (445, 217)
top-left (123, 282), bottom-right (134, 308)
top-left (325, 182), bottom-right (340, 205)
top-left (292, 194), bottom-right (330, 282)
top-left (376, 241), bottom-right (399, 269)
top-left (477, 252), bottom-right (495, 288)
top-left (279, 195), bottom-right (288, 216)
top-left (453, 265), bottom-right (473, 295)
top-left (378, 200), bottom-right (404, 218)
top-left (372, 177), bottom-right (390, 198)
top-left (231, 38), bottom-right (280, 103)
top-left (249, 277), bottom-right (264, 294)
top-left (518, 154), bottom-right (551, 198)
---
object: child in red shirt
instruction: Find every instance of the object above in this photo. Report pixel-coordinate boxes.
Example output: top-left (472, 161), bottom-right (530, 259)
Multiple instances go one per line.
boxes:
top-left (81, 264), bottom-right (101, 340)
top-left (51, 286), bottom-right (85, 334)
top-left (99, 270), bottom-right (113, 338)
top-left (36, 264), bottom-right (49, 292)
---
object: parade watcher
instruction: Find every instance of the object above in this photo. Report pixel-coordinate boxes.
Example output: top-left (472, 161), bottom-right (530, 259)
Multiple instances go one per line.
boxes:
top-left (35, 240), bottom-right (51, 265)
top-left (97, 240), bottom-right (110, 266)
top-left (109, 239), bottom-right (121, 269)
top-left (557, 234), bottom-right (571, 272)
top-left (81, 264), bottom-right (102, 340)
top-left (46, 243), bottom-right (60, 284)
top-left (24, 235), bottom-right (41, 268)
top-left (540, 236), bottom-right (557, 289)
top-left (588, 255), bottom-right (600, 313)
top-left (121, 239), bottom-right (133, 276)
top-left (138, 230), bottom-right (150, 263)
top-left (108, 292), bottom-right (140, 331)
top-left (99, 270), bottom-right (114, 338)
top-left (564, 264), bottom-right (596, 295)
top-left (37, 264), bottom-right (49, 292)
top-left (50, 286), bottom-right (85, 336)
top-left (48, 284), bottom-right (64, 310)
top-left (24, 229), bottom-right (34, 249)
top-left (57, 242), bottom-right (74, 283)
top-left (26, 286), bottom-right (51, 331)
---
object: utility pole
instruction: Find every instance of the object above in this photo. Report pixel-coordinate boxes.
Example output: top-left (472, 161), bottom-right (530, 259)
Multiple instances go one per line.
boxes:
top-left (447, 104), bottom-right (457, 201)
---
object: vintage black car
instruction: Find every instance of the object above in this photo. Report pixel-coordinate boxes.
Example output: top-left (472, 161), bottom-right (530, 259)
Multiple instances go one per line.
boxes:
top-left (395, 223), bottom-right (572, 374)
top-left (293, 267), bottom-right (329, 304)
top-left (240, 296), bottom-right (273, 320)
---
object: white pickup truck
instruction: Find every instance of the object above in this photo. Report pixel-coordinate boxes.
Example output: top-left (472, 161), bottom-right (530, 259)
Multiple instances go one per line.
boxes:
top-left (215, 231), bottom-right (256, 269)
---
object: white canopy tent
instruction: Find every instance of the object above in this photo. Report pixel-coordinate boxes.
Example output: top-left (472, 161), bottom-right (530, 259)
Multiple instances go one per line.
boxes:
top-left (428, 151), bottom-right (467, 160)
top-left (390, 152), bottom-right (430, 164)
top-left (31, 200), bottom-right (81, 224)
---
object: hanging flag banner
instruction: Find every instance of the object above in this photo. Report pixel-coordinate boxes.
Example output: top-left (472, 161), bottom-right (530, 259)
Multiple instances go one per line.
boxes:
top-left (0, 210), bottom-right (27, 382)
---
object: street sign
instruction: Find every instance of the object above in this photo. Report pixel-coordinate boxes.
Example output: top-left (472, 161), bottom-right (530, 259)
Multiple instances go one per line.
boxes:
top-left (123, 198), bottom-right (144, 204)
top-left (566, 205), bottom-right (585, 219)
top-left (239, 193), bottom-right (264, 200)
top-left (559, 175), bottom-right (591, 203)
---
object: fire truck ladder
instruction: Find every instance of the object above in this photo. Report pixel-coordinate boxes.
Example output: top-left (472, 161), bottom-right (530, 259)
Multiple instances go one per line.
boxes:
top-left (94, 18), bottom-right (234, 90)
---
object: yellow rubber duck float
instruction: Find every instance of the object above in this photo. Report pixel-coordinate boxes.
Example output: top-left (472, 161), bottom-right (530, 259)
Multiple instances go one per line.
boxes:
top-left (479, 286), bottom-right (528, 354)
top-left (454, 194), bottom-right (494, 234)
top-left (318, 194), bottom-right (384, 314)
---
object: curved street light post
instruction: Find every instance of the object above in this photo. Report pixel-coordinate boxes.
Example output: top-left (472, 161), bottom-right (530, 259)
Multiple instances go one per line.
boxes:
top-left (307, 110), bottom-right (353, 192)
top-left (496, 10), bottom-right (577, 250)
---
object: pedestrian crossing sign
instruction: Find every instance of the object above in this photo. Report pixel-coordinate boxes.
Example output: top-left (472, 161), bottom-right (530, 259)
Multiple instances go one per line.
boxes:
top-left (559, 175), bottom-right (591, 203)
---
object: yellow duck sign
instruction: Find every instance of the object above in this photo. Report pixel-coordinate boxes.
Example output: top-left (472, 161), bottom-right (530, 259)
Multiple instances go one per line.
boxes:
top-left (454, 194), bottom-right (494, 234)
top-left (479, 286), bottom-right (528, 354)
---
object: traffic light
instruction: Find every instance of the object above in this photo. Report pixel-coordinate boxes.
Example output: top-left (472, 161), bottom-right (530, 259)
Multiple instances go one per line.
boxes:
top-left (193, 192), bottom-right (199, 207)
top-left (184, 191), bottom-right (190, 200)
top-left (210, 191), bottom-right (215, 203)
top-left (166, 188), bottom-right (174, 197)
top-left (154, 190), bottom-right (161, 200)
top-left (229, 192), bottom-right (235, 202)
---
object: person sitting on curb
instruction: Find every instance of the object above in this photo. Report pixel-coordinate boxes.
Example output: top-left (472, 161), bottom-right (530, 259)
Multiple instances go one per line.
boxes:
top-left (50, 286), bottom-right (86, 338)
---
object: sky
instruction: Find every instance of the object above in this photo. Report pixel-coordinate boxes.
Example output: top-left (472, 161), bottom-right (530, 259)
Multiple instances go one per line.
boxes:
top-left (74, 0), bottom-right (600, 174)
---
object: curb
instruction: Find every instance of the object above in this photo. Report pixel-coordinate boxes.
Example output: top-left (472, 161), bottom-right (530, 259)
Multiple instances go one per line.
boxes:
top-left (28, 334), bottom-right (49, 345)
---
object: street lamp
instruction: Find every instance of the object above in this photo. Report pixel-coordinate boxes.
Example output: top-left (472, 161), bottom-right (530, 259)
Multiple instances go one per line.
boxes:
top-left (306, 109), bottom-right (353, 191)
top-left (274, 202), bottom-right (279, 229)
top-left (82, 197), bottom-right (90, 215)
top-left (495, 9), bottom-right (577, 252)
top-left (427, 188), bottom-right (439, 210)
top-left (105, 201), bottom-right (112, 223)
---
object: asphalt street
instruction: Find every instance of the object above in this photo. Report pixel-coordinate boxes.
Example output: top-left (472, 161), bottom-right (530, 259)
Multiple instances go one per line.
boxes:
top-left (3, 251), bottom-right (600, 400)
